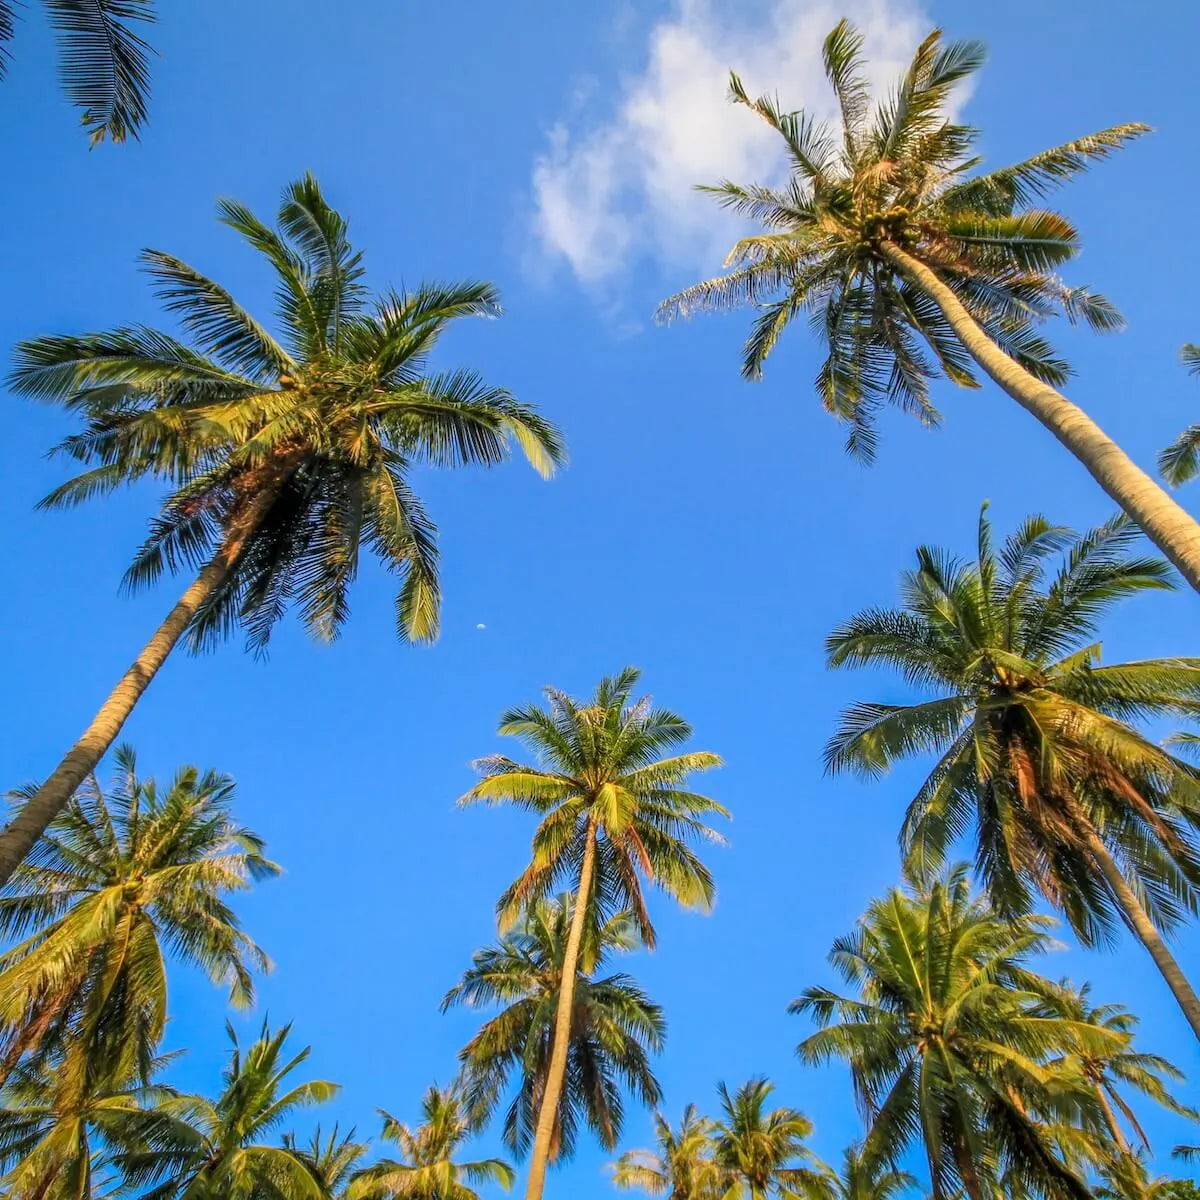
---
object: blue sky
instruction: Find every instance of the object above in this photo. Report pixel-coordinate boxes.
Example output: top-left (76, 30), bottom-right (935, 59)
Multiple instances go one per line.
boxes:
top-left (2, 0), bottom-right (1199, 1191)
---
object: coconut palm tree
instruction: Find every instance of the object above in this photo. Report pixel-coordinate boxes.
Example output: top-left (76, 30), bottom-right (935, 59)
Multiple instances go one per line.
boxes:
top-left (793, 868), bottom-right (1111, 1200)
top-left (113, 1021), bottom-right (337, 1200)
top-left (0, 1047), bottom-right (170, 1200)
top-left (461, 667), bottom-right (726, 1200)
top-left (0, 745), bottom-right (275, 1089)
top-left (285, 1125), bottom-right (369, 1200)
top-left (347, 1085), bottom-right (514, 1200)
top-left (712, 1078), bottom-right (825, 1200)
top-left (1158, 345), bottom-right (1200, 485)
top-left (3, 173), bottom-right (564, 887)
top-left (824, 508), bottom-right (1200, 1039)
top-left (659, 20), bottom-right (1200, 592)
top-left (1038, 982), bottom-right (1195, 1155)
top-left (808, 1144), bottom-right (915, 1200)
top-left (0, 1), bottom-right (155, 144)
top-left (442, 896), bottom-right (664, 1163)
top-left (612, 1105), bottom-right (724, 1200)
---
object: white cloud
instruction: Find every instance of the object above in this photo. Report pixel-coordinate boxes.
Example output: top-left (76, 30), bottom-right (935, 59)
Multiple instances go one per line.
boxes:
top-left (528, 0), bottom-right (934, 291)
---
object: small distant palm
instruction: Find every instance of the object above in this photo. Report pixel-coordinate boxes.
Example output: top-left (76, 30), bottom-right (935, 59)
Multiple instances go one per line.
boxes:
top-left (1159, 345), bottom-right (1200, 485)
top-left (443, 897), bottom-right (663, 1162)
top-left (116, 1022), bottom-right (337, 1200)
top-left (0, 746), bottom-right (276, 1086)
top-left (285, 1125), bottom-right (369, 1200)
top-left (0, 1), bottom-right (156, 144)
top-left (612, 1105), bottom-right (723, 1200)
top-left (812, 1143), bottom-right (915, 1200)
top-left (348, 1085), bottom-right (514, 1200)
top-left (1038, 982), bottom-right (1196, 1154)
top-left (712, 1078), bottom-right (823, 1200)
top-left (824, 507), bottom-right (1200, 1038)
top-left (794, 868), bottom-right (1107, 1200)
top-left (463, 667), bottom-right (725, 1200)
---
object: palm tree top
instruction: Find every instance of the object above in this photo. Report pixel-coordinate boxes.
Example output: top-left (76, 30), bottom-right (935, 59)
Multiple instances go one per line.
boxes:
top-left (10, 173), bottom-right (566, 650)
top-left (462, 667), bottom-right (727, 942)
top-left (658, 19), bottom-right (1146, 460)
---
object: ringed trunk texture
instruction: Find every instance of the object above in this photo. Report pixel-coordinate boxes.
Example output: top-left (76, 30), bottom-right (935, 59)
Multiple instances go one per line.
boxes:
top-left (880, 241), bottom-right (1200, 593)
top-left (1067, 807), bottom-right (1200, 1042)
top-left (523, 821), bottom-right (597, 1200)
top-left (0, 488), bottom-right (277, 887)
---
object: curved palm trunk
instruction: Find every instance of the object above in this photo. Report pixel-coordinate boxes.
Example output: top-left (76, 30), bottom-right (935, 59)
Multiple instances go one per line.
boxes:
top-left (880, 241), bottom-right (1200, 593)
top-left (1064, 806), bottom-right (1200, 1042)
top-left (1093, 1085), bottom-right (1131, 1155)
top-left (523, 821), bottom-right (597, 1200)
top-left (0, 488), bottom-right (277, 887)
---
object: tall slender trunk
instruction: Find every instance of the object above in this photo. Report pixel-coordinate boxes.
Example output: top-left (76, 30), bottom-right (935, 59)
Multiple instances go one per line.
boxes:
top-left (1093, 1084), bottom-right (1130, 1155)
top-left (952, 1135), bottom-right (985, 1200)
top-left (1061, 798), bottom-right (1200, 1042)
top-left (0, 486), bottom-right (278, 888)
top-left (523, 821), bottom-right (597, 1200)
top-left (879, 241), bottom-right (1200, 593)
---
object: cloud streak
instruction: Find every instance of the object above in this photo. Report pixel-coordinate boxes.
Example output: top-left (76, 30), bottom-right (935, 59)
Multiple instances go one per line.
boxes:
top-left (528, 0), bottom-right (934, 292)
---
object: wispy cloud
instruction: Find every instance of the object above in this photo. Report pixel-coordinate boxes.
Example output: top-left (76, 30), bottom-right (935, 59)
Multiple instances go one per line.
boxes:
top-left (528, 0), bottom-right (933, 293)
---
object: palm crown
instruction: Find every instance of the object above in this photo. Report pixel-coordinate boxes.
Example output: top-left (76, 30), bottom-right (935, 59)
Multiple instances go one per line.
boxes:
top-left (612, 1104), bottom-right (723, 1200)
top-left (442, 897), bottom-right (664, 1162)
top-left (824, 509), bottom-right (1200, 945)
top-left (793, 869), bottom-right (1109, 1200)
top-left (347, 1085), bottom-right (515, 1200)
top-left (462, 667), bottom-right (726, 945)
top-left (659, 20), bottom-right (1143, 461)
top-left (0, 746), bottom-right (276, 1084)
top-left (11, 174), bottom-right (564, 650)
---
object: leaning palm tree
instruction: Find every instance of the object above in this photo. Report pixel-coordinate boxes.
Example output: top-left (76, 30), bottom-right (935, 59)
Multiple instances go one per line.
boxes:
top-left (0, 745), bottom-right (275, 1089)
top-left (1158, 345), bottom-right (1200, 486)
top-left (0, 1), bottom-right (155, 144)
top-left (1039, 982), bottom-right (1196, 1155)
top-left (2, 172), bottom-right (564, 886)
top-left (347, 1085), bottom-right (514, 1200)
top-left (712, 1078), bottom-right (825, 1200)
top-left (114, 1021), bottom-right (337, 1200)
top-left (612, 1105), bottom-right (724, 1200)
top-left (660, 20), bottom-right (1200, 592)
top-left (793, 869), bottom-right (1110, 1200)
top-left (462, 667), bottom-right (726, 1200)
top-left (824, 509), bottom-right (1200, 1038)
top-left (442, 897), bottom-right (664, 1163)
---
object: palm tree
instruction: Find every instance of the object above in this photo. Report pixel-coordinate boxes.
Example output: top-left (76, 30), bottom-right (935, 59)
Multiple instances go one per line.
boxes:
top-left (1039, 982), bottom-right (1196, 1155)
top-left (0, 1047), bottom-right (170, 1200)
top-left (809, 1144), bottom-right (915, 1200)
top-left (612, 1105), bottom-right (724, 1200)
top-left (0, 745), bottom-right (276, 1089)
top-left (1158, 345), bottom-right (1200, 485)
top-left (659, 20), bottom-right (1200, 592)
top-left (712, 1078), bottom-right (824, 1200)
top-left (347, 1085), bottom-right (515, 1200)
top-left (3, 173), bottom-right (564, 886)
top-left (115, 1021), bottom-right (337, 1200)
top-left (824, 508), bottom-right (1200, 1038)
top-left (285, 1125), bottom-right (369, 1200)
top-left (0, 1), bottom-right (155, 144)
top-left (462, 667), bottom-right (726, 1200)
top-left (794, 870), bottom-right (1112, 1200)
top-left (442, 896), bottom-right (664, 1163)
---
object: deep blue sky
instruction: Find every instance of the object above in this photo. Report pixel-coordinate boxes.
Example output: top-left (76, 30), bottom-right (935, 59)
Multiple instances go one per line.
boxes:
top-left (2, 0), bottom-right (1198, 1192)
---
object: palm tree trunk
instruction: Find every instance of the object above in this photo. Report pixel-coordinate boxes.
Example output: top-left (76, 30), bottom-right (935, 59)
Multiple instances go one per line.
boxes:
top-left (1094, 1084), bottom-right (1130, 1155)
top-left (1065, 806), bottom-right (1200, 1042)
top-left (879, 240), bottom-right (1200, 593)
top-left (952, 1136), bottom-right (986, 1200)
top-left (0, 487), bottom-right (278, 887)
top-left (523, 821), bottom-right (597, 1200)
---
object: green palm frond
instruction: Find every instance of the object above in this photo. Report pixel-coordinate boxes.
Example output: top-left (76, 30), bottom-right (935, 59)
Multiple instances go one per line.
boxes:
top-left (1159, 344), bottom-right (1200, 486)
